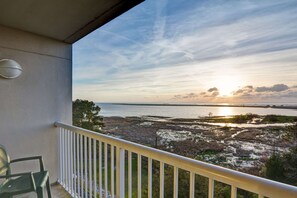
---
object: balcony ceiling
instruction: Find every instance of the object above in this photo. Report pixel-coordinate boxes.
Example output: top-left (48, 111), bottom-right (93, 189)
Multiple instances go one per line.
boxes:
top-left (0, 0), bottom-right (143, 44)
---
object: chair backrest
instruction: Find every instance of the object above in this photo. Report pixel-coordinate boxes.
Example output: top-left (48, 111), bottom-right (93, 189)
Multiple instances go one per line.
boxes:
top-left (0, 145), bottom-right (10, 175)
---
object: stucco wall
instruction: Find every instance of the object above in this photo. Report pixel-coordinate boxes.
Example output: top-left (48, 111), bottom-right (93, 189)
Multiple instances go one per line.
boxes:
top-left (0, 25), bottom-right (72, 183)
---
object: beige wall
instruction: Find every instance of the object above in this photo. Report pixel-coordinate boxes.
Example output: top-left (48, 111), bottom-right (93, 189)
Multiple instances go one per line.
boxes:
top-left (0, 26), bottom-right (72, 182)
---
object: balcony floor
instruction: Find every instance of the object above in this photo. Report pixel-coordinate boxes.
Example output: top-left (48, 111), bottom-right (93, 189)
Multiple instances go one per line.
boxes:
top-left (51, 183), bottom-right (72, 198)
top-left (13, 183), bottom-right (71, 198)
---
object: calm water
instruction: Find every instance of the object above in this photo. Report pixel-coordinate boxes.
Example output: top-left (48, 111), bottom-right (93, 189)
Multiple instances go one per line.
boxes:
top-left (98, 103), bottom-right (297, 118)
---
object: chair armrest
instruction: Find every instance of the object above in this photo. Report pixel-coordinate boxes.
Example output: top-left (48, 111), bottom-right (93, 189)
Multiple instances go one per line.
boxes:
top-left (10, 156), bottom-right (44, 171)
top-left (0, 172), bottom-right (36, 191)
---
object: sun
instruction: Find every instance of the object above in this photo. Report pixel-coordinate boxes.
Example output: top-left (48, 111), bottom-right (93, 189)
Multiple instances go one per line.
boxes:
top-left (215, 76), bottom-right (242, 96)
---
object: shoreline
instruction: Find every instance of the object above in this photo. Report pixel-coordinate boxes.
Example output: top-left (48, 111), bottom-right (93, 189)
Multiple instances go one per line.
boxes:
top-left (110, 103), bottom-right (297, 110)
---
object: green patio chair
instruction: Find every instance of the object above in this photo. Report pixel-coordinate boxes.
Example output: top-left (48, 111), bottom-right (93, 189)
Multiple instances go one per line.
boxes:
top-left (0, 144), bottom-right (52, 198)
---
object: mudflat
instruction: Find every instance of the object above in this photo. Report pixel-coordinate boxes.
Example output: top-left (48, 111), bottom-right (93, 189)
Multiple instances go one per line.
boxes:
top-left (102, 115), bottom-right (296, 175)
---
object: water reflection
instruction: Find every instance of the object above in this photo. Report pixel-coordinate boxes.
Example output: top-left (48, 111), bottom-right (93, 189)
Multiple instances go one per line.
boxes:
top-left (218, 107), bottom-right (234, 116)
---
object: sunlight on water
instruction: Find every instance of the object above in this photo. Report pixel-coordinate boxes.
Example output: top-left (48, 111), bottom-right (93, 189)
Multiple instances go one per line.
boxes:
top-left (218, 107), bottom-right (234, 116)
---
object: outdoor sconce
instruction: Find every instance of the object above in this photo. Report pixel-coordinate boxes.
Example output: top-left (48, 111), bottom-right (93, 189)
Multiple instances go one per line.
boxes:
top-left (0, 59), bottom-right (23, 79)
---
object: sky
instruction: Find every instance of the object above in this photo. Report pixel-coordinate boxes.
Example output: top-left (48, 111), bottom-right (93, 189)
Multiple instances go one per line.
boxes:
top-left (73, 0), bottom-right (297, 104)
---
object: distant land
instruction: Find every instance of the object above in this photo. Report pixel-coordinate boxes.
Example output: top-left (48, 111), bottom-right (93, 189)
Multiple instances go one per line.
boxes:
top-left (111, 103), bottom-right (297, 110)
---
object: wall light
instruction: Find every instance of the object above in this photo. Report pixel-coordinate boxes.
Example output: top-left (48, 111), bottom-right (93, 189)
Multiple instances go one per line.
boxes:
top-left (0, 59), bottom-right (23, 79)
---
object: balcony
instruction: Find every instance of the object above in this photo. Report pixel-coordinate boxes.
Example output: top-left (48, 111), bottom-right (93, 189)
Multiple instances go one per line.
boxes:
top-left (54, 122), bottom-right (297, 198)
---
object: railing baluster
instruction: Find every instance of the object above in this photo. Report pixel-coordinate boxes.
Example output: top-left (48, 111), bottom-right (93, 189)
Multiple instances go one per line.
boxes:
top-left (70, 131), bottom-right (73, 193)
top-left (70, 131), bottom-right (74, 195)
top-left (68, 130), bottom-right (70, 189)
top-left (59, 128), bottom-right (61, 183)
top-left (148, 158), bottom-right (152, 198)
top-left (160, 162), bottom-right (164, 198)
top-left (63, 129), bottom-right (66, 188)
top-left (65, 129), bottom-right (67, 188)
top-left (67, 130), bottom-right (70, 189)
top-left (77, 134), bottom-right (80, 198)
top-left (231, 186), bottom-right (237, 198)
top-left (190, 172), bottom-right (195, 198)
top-left (89, 137), bottom-right (92, 198)
top-left (111, 145), bottom-right (115, 198)
top-left (72, 133), bottom-right (77, 197)
top-left (116, 147), bottom-right (125, 198)
top-left (138, 154), bottom-right (142, 198)
top-left (63, 129), bottom-right (66, 187)
top-left (173, 167), bottom-right (178, 198)
top-left (65, 130), bottom-right (69, 189)
top-left (62, 128), bottom-right (64, 185)
top-left (99, 141), bottom-right (103, 198)
top-left (93, 139), bottom-right (97, 198)
top-left (59, 128), bottom-right (63, 185)
top-left (85, 136), bottom-right (88, 198)
top-left (208, 179), bottom-right (214, 198)
top-left (128, 151), bottom-right (132, 198)
top-left (66, 130), bottom-right (69, 188)
top-left (105, 143), bottom-right (108, 198)
top-left (80, 135), bottom-right (83, 197)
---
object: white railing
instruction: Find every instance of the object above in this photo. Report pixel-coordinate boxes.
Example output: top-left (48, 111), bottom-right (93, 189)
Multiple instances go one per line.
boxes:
top-left (55, 122), bottom-right (297, 198)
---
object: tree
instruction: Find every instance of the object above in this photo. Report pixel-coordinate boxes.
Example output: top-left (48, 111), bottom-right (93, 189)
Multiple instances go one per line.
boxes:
top-left (73, 99), bottom-right (104, 132)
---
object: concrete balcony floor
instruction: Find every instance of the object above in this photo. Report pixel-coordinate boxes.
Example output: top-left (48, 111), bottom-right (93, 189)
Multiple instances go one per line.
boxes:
top-left (51, 183), bottom-right (72, 198)
top-left (13, 183), bottom-right (71, 198)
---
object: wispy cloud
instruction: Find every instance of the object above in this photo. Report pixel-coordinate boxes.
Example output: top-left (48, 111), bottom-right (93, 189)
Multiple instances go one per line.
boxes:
top-left (73, 0), bottom-right (297, 103)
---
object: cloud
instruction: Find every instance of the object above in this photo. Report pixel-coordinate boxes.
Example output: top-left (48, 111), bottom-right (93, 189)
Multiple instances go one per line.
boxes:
top-left (207, 87), bottom-right (220, 97)
top-left (233, 85), bottom-right (254, 96)
top-left (173, 86), bottom-right (238, 101)
top-left (73, 0), bottom-right (297, 103)
top-left (173, 93), bottom-right (199, 99)
top-left (232, 84), bottom-right (297, 101)
top-left (255, 84), bottom-right (289, 92)
top-left (173, 94), bottom-right (182, 99)
top-left (208, 87), bottom-right (219, 92)
top-left (173, 88), bottom-right (220, 101)
top-left (233, 84), bottom-right (291, 98)
top-left (282, 91), bottom-right (297, 97)
top-left (183, 93), bottom-right (199, 99)
top-left (171, 84), bottom-right (297, 103)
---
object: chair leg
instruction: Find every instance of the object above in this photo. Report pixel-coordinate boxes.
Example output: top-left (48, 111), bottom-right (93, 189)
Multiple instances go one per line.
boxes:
top-left (37, 187), bottom-right (44, 198)
top-left (46, 178), bottom-right (52, 198)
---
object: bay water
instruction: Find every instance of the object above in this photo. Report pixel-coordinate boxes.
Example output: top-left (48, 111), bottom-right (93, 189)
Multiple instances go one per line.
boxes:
top-left (98, 103), bottom-right (297, 118)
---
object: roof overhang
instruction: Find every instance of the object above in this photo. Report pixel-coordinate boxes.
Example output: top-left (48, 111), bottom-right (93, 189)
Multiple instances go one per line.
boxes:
top-left (0, 0), bottom-right (144, 44)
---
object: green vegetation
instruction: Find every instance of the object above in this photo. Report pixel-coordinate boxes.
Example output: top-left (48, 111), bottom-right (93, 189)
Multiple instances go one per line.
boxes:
top-left (261, 114), bottom-right (297, 123)
top-left (264, 124), bottom-right (297, 186)
top-left (264, 153), bottom-right (285, 181)
top-left (201, 113), bottom-right (259, 123)
top-left (264, 149), bottom-right (297, 186)
top-left (201, 113), bottom-right (297, 124)
top-left (232, 113), bottom-right (259, 123)
top-left (73, 99), bottom-right (104, 132)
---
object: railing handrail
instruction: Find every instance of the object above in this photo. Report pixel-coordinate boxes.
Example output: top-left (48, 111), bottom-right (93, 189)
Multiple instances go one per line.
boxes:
top-left (55, 122), bottom-right (297, 198)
